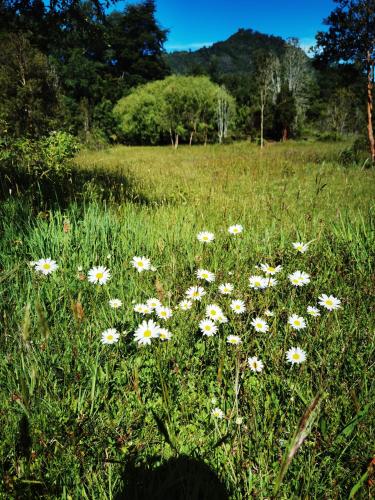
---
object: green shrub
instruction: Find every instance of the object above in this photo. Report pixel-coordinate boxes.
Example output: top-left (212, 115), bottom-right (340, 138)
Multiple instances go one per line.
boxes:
top-left (0, 131), bottom-right (79, 201)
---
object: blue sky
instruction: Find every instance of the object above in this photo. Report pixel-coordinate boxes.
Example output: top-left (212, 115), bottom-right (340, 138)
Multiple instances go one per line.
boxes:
top-left (112, 0), bottom-right (336, 53)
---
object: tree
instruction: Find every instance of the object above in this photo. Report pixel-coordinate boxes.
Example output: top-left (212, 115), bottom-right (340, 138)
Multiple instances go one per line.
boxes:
top-left (282, 38), bottom-right (314, 129)
top-left (274, 86), bottom-right (297, 141)
top-left (217, 85), bottom-right (234, 143)
top-left (107, 0), bottom-right (169, 85)
top-left (114, 76), bottom-right (235, 146)
top-left (0, 33), bottom-right (60, 137)
top-left (315, 0), bottom-right (375, 162)
top-left (256, 54), bottom-right (280, 147)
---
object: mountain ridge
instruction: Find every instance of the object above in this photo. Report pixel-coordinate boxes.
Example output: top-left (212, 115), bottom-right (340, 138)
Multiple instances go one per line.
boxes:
top-left (165, 28), bottom-right (303, 76)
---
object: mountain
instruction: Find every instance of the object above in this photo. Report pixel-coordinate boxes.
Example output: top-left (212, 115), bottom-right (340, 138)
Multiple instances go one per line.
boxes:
top-left (165, 28), bottom-right (294, 76)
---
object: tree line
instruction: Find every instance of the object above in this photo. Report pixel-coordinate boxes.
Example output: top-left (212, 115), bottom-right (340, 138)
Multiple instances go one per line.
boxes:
top-left (0, 0), bottom-right (373, 160)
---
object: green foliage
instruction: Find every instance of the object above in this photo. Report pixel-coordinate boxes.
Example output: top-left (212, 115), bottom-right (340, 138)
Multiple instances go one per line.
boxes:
top-left (114, 76), bottom-right (236, 145)
top-left (0, 33), bottom-right (61, 138)
top-left (0, 0), bottom-right (169, 141)
top-left (0, 131), bottom-right (79, 192)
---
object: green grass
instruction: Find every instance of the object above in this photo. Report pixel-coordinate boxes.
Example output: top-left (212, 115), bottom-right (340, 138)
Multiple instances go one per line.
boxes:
top-left (1, 141), bottom-right (374, 498)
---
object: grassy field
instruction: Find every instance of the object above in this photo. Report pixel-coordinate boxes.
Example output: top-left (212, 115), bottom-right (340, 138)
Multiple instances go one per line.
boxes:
top-left (1, 141), bottom-right (374, 498)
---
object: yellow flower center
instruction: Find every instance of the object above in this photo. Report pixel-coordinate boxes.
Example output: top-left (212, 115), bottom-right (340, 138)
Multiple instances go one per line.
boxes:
top-left (42, 263), bottom-right (51, 270)
top-left (203, 236), bottom-right (208, 240)
top-left (268, 267), bottom-right (275, 272)
top-left (96, 272), bottom-right (104, 279)
top-left (160, 334), bottom-right (166, 339)
top-left (204, 325), bottom-right (211, 331)
top-left (137, 261), bottom-right (143, 267)
top-left (193, 291), bottom-right (199, 296)
top-left (294, 320), bottom-right (300, 326)
top-left (292, 353), bottom-right (300, 360)
top-left (292, 279), bottom-right (299, 284)
top-left (252, 362), bottom-right (258, 369)
top-left (210, 310), bottom-right (216, 315)
top-left (326, 299), bottom-right (333, 306)
top-left (143, 330), bottom-right (152, 337)
top-left (202, 273), bottom-right (208, 278)
top-left (161, 311), bottom-right (166, 316)
top-left (256, 323), bottom-right (263, 329)
top-left (255, 281), bottom-right (261, 287)
top-left (235, 306), bottom-right (240, 309)
top-left (107, 335), bottom-right (113, 341)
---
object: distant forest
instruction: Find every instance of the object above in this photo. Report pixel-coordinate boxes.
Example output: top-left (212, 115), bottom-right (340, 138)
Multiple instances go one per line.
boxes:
top-left (0, 0), bottom-right (373, 159)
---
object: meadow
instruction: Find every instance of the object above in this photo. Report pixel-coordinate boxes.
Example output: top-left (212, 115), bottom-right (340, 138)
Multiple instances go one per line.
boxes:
top-left (1, 140), bottom-right (374, 498)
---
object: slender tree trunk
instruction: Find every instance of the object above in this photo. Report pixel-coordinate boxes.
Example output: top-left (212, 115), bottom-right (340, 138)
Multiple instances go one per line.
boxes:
top-left (189, 131), bottom-right (194, 146)
top-left (366, 52), bottom-right (374, 163)
top-left (169, 128), bottom-right (174, 147)
top-left (260, 102), bottom-right (264, 148)
top-left (282, 127), bottom-right (288, 141)
top-left (174, 134), bottom-right (179, 149)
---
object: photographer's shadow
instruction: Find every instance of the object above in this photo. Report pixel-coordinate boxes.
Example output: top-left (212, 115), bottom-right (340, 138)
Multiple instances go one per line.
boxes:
top-left (115, 454), bottom-right (229, 500)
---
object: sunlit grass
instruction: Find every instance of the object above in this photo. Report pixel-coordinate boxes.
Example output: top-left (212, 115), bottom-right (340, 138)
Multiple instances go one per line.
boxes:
top-left (0, 141), bottom-right (374, 498)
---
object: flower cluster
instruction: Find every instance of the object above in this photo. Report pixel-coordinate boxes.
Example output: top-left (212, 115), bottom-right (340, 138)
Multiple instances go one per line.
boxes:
top-left (31, 230), bottom-right (342, 375)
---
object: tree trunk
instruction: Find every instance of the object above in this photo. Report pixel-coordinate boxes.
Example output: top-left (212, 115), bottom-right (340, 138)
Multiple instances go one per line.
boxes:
top-left (282, 127), bottom-right (288, 141)
top-left (174, 134), bottom-right (179, 149)
top-left (189, 131), bottom-right (194, 146)
top-left (366, 52), bottom-right (374, 163)
top-left (169, 128), bottom-right (174, 147)
top-left (260, 103), bottom-right (264, 148)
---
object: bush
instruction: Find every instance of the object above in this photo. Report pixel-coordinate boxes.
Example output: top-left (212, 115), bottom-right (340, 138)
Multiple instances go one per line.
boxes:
top-left (338, 135), bottom-right (371, 167)
top-left (0, 131), bottom-right (79, 200)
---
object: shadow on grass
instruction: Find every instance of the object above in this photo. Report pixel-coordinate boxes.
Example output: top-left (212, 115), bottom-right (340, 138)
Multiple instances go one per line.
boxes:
top-left (0, 162), bottom-right (153, 210)
top-left (115, 455), bottom-right (229, 500)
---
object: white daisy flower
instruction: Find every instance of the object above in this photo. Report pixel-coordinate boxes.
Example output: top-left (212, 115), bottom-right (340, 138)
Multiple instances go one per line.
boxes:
top-left (134, 319), bottom-right (160, 345)
top-left (292, 242), bottom-right (309, 253)
top-left (156, 306), bottom-right (173, 320)
top-left (199, 319), bottom-right (218, 336)
top-left (307, 306), bottom-right (320, 317)
top-left (251, 317), bottom-right (269, 333)
top-left (248, 356), bottom-right (264, 372)
top-left (101, 328), bottom-right (120, 345)
top-left (109, 299), bottom-right (122, 309)
top-left (318, 294), bottom-right (341, 311)
top-left (230, 299), bottom-right (246, 314)
top-left (226, 335), bottom-right (242, 345)
top-left (196, 269), bottom-right (216, 282)
top-left (265, 277), bottom-right (278, 287)
top-left (158, 328), bottom-right (172, 341)
top-left (288, 314), bottom-right (306, 330)
top-left (288, 270), bottom-right (310, 287)
top-left (132, 256), bottom-right (151, 272)
top-left (205, 304), bottom-right (223, 321)
top-left (260, 264), bottom-right (282, 275)
top-left (88, 266), bottom-right (111, 285)
top-left (146, 298), bottom-right (161, 310)
top-left (264, 309), bottom-right (274, 317)
top-left (218, 283), bottom-right (234, 295)
top-left (286, 347), bottom-right (306, 364)
top-left (134, 303), bottom-right (151, 315)
top-left (179, 299), bottom-right (193, 310)
top-left (249, 275), bottom-right (268, 289)
top-left (34, 258), bottom-right (58, 275)
top-left (197, 231), bottom-right (215, 243)
top-left (186, 286), bottom-right (206, 301)
top-left (217, 314), bottom-right (228, 324)
top-left (211, 407), bottom-right (224, 418)
top-left (228, 225), bottom-right (243, 235)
